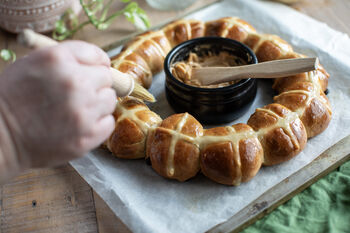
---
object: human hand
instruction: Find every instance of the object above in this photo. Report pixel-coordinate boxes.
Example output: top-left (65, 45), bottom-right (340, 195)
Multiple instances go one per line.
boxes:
top-left (0, 41), bottom-right (116, 176)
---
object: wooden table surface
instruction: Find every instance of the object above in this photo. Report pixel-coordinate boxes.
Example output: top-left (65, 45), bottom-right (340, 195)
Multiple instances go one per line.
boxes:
top-left (1, 0), bottom-right (350, 232)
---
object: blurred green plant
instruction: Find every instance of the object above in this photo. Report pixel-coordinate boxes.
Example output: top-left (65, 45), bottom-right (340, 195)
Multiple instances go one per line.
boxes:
top-left (53, 0), bottom-right (150, 40)
top-left (0, 49), bottom-right (16, 62)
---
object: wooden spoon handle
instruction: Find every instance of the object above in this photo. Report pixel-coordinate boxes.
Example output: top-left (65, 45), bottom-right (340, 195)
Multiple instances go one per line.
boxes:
top-left (192, 57), bottom-right (319, 85)
top-left (18, 29), bottom-right (134, 97)
top-left (18, 29), bottom-right (58, 48)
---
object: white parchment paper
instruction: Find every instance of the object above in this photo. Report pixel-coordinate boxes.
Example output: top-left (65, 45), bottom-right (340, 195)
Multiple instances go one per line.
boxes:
top-left (71, 0), bottom-right (350, 232)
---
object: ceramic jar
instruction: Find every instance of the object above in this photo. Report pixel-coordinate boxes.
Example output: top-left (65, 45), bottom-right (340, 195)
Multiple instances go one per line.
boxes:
top-left (0, 0), bottom-right (78, 33)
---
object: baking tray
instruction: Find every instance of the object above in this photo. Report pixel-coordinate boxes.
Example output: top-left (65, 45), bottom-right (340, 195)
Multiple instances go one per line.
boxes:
top-left (72, 0), bottom-right (350, 232)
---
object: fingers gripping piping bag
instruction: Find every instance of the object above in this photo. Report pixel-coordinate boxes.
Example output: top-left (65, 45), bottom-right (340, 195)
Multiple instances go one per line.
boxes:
top-left (71, 0), bottom-right (350, 232)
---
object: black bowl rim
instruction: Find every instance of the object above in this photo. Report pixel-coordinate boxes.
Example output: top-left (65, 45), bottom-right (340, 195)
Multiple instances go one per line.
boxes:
top-left (164, 36), bottom-right (258, 93)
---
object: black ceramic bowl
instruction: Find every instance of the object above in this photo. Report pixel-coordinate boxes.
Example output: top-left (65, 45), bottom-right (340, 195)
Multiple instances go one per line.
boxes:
top-left (164, 37), bottom-right (258, 124)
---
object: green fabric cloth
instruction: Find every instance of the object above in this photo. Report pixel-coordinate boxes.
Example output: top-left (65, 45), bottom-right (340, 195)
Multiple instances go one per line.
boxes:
top-left (243, 160), bottom-right (350, 233)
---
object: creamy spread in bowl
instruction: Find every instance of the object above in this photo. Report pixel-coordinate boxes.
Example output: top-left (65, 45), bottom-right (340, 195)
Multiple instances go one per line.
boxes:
top-left (170, 51), bottom-right (247, 88)
top-left (164, 37), bottom-right (258, 123)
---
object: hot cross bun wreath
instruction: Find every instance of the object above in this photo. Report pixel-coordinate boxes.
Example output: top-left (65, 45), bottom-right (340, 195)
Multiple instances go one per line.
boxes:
top-left (105, 17), bottom-right (332, 185)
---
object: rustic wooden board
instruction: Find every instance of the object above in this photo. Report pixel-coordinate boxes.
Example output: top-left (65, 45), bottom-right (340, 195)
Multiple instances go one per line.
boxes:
top-left (93, 191), bottom-right (132, 233)
top-left (0, 165), bottom-right (98, 233)
top-left (292, 0), bottom-right (350, 35)
top-left (1, 1), bottom-right (350, 232)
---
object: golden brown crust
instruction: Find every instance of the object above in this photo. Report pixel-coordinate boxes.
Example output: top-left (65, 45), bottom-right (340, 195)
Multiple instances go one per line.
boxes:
top-left (300, 98), bottom-right (331, 137)
top-left (106, 97), bottom-right (162, 159)
top-left (244, 34), bottom-right (261, 51)
top-left (272, 55), bottom-right (329, 93)
top-left (132, 32), bottom-right (169, 74)
top-left (205, 17), bottom-right (256, 41)
top-left (163, 19), bottom-right (205, 47)
top-left (201, 141), bottom-right (239, 185)
top-left (239, 138), bottom-right (263, 182)
top-left (146, 127), bottom-right (172, 174)
top-left (200, 124), bottom-right (263, 185)
top-left (277, 67), bottom-right (329, 93)
top-left (146, 113), bottom-right (203, 181)
top-left (273, 81), bottom-right (331, 138)
top-left (255, 40), bottom-right (285, 62)
top-left (247, 104), bottom-right (307, 166)
top-left (107, 118), bottom-right (144, 159)
top-left (111, 31), bottom-right (171, 88)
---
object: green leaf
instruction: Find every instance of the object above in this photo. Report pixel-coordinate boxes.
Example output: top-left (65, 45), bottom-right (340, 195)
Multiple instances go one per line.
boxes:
top-left (0, 49), bottom-right (16, 62)
top-left (55, 19), bottom-right (67, 34)
top-left (53, 0), bottom-right (150, 40)
top-left (123, 2), bottom-right (151, 30)
top-left (64, 8), bottom-right (79, 29)
top-left (96, 22), bottom-right (109, 30)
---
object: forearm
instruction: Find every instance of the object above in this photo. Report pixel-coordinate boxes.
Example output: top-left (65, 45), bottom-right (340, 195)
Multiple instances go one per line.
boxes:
top-left (0, 99), bottom-right (23, 184)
